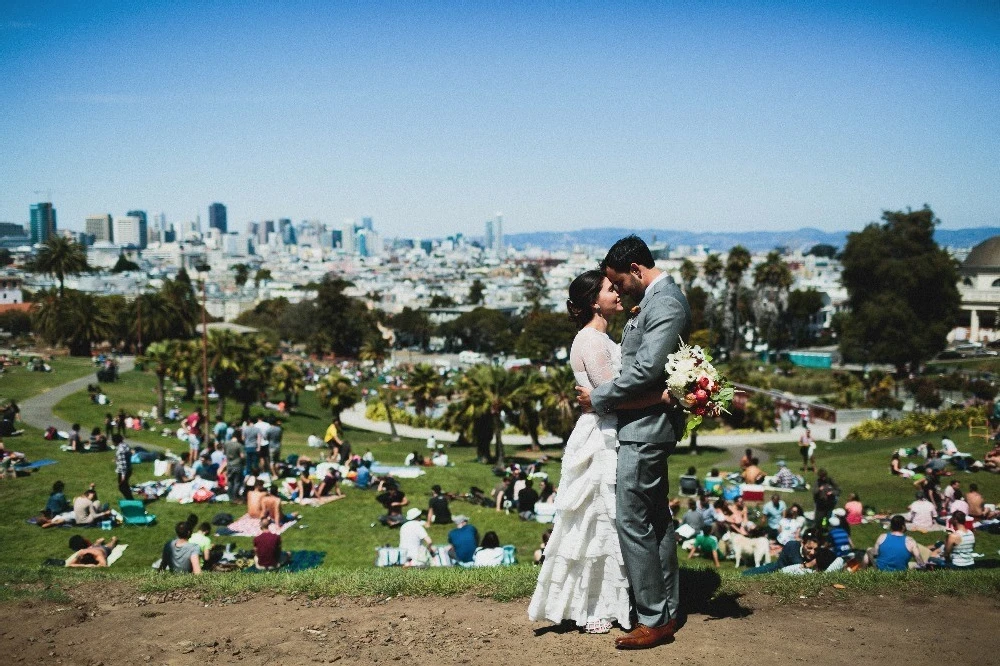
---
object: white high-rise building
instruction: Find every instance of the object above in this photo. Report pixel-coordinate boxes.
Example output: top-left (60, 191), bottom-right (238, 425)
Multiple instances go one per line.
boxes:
top-left (493, 212), bottom-right (505, 259)
top-left (113, 215), bottom-right (142, 247)
top-left (341, 221), bottom-right (356, 253)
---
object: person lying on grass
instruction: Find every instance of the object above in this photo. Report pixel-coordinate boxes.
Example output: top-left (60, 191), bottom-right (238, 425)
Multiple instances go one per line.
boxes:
top-left (67, 536), bottom-right (118, 567)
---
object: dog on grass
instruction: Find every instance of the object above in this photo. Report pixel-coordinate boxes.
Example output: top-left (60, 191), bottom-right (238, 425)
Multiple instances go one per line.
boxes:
top-left (724, 531), bottom-right (772, 568)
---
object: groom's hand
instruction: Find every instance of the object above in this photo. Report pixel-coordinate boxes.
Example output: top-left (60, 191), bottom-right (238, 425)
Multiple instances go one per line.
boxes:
top-left (576, 386), bottom-right (594, 413)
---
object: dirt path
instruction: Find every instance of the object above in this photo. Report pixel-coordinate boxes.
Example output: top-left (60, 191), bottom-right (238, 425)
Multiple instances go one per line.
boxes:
top-left (2, 587), bottom-right (994, 666)
top-left (19, 357), bottom-right (135, 432)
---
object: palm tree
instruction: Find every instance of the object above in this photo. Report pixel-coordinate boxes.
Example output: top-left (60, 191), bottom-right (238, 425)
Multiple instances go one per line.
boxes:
top-left (512, 368), bottom-right (547, 450)
top-left (165, 339), bottom-right (200, 401)
top-left (540, 365), bottom-right (578, 444)
top-left (270, 361), bottom-right (305, 408)
top-left (139, 341), bottom-right (173, 418)
top-left (206, 329), bottom-right (247, 420)
top-left (702, 253), bottom-right (723, 290)
top-left (358, 336), bottom-right (398, 439)
top-left (29, 237), bottom-right (89, 297)
top-left (231, 263), bottom-right (250, 288)
top-left (407, 363), bottom-right (442, 415)
top-left (317, 372), bottom-right (362, 420)
top-left (679, 259), bottom-right (698, 294)
top-left (31, 289), bottom-right (113, 356)
top-left (450, 365), bottom-right (523, 469)
top-left (724, 245), bottom-right (752, 356)
top-left (752, 250), bottom-right (794, 351)
top-left (234, 350), bottom-right (273, 421)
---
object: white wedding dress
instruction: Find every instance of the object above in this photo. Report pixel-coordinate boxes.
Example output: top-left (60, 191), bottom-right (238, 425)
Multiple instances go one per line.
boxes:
top-left (528, 326), bottom-right (632, 629)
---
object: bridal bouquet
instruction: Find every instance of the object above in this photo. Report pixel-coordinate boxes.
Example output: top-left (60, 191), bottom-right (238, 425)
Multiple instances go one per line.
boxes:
top-left (665, 341), bottom-right (739, 438)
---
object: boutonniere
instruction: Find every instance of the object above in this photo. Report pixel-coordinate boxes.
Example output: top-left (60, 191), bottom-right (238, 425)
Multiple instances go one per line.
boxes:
top-left (629, 305), bottom-right (641, 318)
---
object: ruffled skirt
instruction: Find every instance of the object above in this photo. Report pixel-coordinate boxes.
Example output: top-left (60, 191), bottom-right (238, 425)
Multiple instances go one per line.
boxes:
top-left (527, 412), bottom-right (631, 629)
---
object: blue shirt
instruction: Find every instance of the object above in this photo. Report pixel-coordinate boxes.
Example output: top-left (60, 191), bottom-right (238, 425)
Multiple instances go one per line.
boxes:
top-left (876, 533), bottom-right (911, 572)
top-left (355, 466), bottom-right (371, 489)
top-left (762, 500), bottom-right (786, 530)
top-left (448, 524), bottom-right (479, 563)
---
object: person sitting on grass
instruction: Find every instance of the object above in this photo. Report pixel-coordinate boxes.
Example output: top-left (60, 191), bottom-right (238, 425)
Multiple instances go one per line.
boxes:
top-left (776, 504), bottom-right (806, 546)
top-left (742, 457), bottom-right (765, 485)
top-left (262, 484), bottom-right (300, 525)
top-left (163, 521), bottom-right (202, 574)
top-left (890, 452), bottom-right (915, 479)
top-left (426, 485), bottom-right (452, 526)
top-left (68, 423), bottom-right (83, 452)
top-left (171, 459), bottom-right (194, 484)
top-left (517, 479), bottom-right (540, 521)
top-left (253, 517), bottom-right (286, 570)
top-left (966, 484), bottom-right (999, 520)
top-left (844, 492), bottom-right (864, 526)
top-left (73, 487), bottom-right (111, 527)
top-left (983, 442), bottom-right (1000, 472)
top-left (193, 453), bottom-right (218, 481)
top-left (45, 480), bottom-right (71, 516)
top-left (295, 467), bottom-right (315, 504)
top-left (928, 511), bottom-right (976, 569)
top-left (472, 531), bottom-right (505, 567)
top-left (940, 435), bottom-right (971, 471)
top-left (773, 460), bottom-right (799, 489)
top-left (533, 529), bottom-right (550, 566)
top-left (377, 483), bottom-right (409, 527)
top-left (315, 467), bottom-right (345, 499)
top-left (907, 492), bottom-right (938, 532)
top-left (189, 521), bottom-right (213, 560)
top-left (866, 515), bottom-right (925, 571)
top-left (678, 466), bottom-right (700, 496)
top-left (246, 476), bottom-right (266, 518)
top-left (449, 514), bottom-right (480, 565)
top-left (66, 536), bottom-right (119, 568)
top-left (826, 516), bottom-right (855, 559)
top-left (687, 526), bottom-right (721, 568)
top-left (399, 508), bottom-right (436, 568)
top-left (89, 427), bottom-right (108, 452)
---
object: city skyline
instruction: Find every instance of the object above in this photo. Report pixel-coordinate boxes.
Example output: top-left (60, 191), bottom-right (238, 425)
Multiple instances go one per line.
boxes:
top-left (2, 2), bottom-right (998, 237)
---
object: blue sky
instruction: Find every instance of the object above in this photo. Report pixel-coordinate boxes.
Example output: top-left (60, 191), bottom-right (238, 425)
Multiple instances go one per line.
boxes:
top-left (1, 1), bottom-right (998, 238)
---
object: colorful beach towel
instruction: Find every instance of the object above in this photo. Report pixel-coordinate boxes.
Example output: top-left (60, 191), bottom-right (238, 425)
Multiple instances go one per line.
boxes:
top-left (221, 513), bottom-right (297, 537)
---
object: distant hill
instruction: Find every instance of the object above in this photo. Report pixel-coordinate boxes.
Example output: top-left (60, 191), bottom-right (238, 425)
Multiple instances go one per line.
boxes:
top-left (504, 226), bottom-right (1000, 253)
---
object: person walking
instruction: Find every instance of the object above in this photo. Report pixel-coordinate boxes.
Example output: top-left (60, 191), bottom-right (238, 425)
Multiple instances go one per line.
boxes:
top-left (113, 433), bottom-right (133, 499)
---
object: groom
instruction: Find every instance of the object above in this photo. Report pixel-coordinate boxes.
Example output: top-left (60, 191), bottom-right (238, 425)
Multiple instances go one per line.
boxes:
top-left (577, 235), bottom-right (691, 649)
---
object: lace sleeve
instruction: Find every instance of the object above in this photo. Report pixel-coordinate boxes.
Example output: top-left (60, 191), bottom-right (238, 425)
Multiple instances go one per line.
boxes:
top-left (570, 329), bottom-right (618, 388)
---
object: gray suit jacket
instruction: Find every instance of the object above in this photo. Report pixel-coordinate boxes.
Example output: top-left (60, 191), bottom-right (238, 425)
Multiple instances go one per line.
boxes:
top-left (590, 274), bottom-right (692, 444)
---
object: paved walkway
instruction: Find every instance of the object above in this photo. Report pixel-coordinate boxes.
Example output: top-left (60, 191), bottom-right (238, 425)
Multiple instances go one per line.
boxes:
top-left (340, 402), bottom-right (835, 449)
top-left (20, 357), bottom-right (135, 432)
top-left (21, 360), bottom-right (836, 450)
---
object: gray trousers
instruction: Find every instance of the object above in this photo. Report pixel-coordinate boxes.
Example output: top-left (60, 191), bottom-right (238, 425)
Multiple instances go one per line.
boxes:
top-left (617, 440), bottom-right (679, 627)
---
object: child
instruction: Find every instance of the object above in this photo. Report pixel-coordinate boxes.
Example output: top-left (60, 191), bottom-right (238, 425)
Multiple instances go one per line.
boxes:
top-left (687, 526), bottom-right (721, 568)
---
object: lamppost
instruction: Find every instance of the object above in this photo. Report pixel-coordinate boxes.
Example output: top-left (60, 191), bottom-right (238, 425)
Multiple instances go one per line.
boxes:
top-left (196, 263), bottom-right (211, 430)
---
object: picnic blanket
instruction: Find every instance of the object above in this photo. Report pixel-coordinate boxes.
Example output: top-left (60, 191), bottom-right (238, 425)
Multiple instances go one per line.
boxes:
top-left (15, 458), bottom-right (58, 470)
top-left (244, 550), bottom-right (325, 573)
top-left (220, 513), bottom-right (297, 537)
top-left (370, 465), bottom-right (426, 478)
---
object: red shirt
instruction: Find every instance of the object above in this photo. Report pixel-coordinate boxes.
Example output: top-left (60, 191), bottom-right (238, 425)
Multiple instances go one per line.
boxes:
top-left (253, 531), bottom-right (281, 568)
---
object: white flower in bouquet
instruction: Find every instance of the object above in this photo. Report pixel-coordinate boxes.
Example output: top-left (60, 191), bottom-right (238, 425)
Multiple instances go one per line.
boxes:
top-left (664, 340), bottom-right (739, 438)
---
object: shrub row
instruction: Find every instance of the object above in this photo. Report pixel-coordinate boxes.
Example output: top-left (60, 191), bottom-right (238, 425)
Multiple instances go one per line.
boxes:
top-left (846, 406), bottom-right (988, 441)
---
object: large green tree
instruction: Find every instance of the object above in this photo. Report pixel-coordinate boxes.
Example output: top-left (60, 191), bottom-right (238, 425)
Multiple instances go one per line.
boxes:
top-left (316, 372), bottom-right (362, 420)
top-left (522, 264), bottom-right (548, 312)
top-left (839, 207), bottom-right (960, 373)
top-left (752, 250), bottom-right (794, 350)
top-left (723, 246), bottom-right (752, 355)
top-left (447, 365), bottom-right (524, 468)
top-left (438, 307), bottom-right (518, 353)
top-left (31, 289), bottom-right (113, 355)
top-left (390, 307), bottom-right (433, 350)
top-left (514, 311), bottom-right (577, 361)
top-left (407, 363), bottom-right (443, 415)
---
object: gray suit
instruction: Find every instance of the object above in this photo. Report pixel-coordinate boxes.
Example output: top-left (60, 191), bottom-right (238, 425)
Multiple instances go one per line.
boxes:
top-left (590, 274), bottom-right (691, 628)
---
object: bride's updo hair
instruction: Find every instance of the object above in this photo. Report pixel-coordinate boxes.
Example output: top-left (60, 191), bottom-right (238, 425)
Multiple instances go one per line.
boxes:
top-left (567, 270), bottom-right (604, 329)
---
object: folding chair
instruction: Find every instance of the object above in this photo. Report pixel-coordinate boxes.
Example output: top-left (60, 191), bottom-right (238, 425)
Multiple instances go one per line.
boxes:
top-left (118, 499), bottom-right (156, 526)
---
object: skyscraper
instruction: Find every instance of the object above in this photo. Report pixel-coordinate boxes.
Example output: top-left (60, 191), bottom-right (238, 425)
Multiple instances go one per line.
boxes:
top-left (209, 203), bottom-right (227, 234)
top-left (485, 219), bottom-right (495, 250)
top-left (361, 216), bottom-right (374, 231)
top-left (29, 202), bottom-right (56, 244)
top-left (86, 214), bottom-right (113, 243)
top-left (341, 221), bottom-right (356, 253)
top-left (126, 210), bottom-right (148, 249)
top-left (113, 215), bottom-right (142, 247)
top-left (493, 212), bottom-right (505, 259)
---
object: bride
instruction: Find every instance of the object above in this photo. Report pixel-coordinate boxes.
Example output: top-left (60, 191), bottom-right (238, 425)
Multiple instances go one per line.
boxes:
top-left (528, 270), bottom-right (670, 634)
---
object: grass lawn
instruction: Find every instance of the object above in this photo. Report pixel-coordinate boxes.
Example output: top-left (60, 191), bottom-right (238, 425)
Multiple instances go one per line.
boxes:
top-left (0, 356), bottom-right (99, 403)
top-left (1, 365), bottom-right (998, 599)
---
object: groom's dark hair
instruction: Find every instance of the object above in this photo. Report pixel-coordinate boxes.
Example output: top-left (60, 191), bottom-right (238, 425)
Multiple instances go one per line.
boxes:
top-left (601, 235), bottom-right (655, 272)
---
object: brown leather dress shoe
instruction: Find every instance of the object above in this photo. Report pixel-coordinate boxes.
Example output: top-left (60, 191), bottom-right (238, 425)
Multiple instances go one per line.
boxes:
top-left (614, 620), bottom-right (678, 649)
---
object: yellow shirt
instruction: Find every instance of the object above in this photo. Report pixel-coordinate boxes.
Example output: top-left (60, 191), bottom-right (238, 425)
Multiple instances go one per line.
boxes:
top-left (324, 423), bottom-right (340, 443)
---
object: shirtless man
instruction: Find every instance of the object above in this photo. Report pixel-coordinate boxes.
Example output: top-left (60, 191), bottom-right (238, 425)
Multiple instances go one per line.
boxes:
top-left (245, 476), bottom-right (266, 519)
top-left (742, 457), bottom-right (765, 485)
top-left (261, 484), bottom-right (300, 524)
top-left (966, 483), bottom-right (998, 520)
top-left (67, 536), bottom-right (119, 567)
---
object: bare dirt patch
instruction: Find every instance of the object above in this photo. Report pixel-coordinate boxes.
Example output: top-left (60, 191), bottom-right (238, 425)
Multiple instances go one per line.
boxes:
top-left (1, 586), bottom-right (995, 665)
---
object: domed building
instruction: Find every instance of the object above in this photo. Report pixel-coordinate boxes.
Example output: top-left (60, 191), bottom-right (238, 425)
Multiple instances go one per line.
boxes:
top-left (957, 236), bottom-right (1000, 342)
